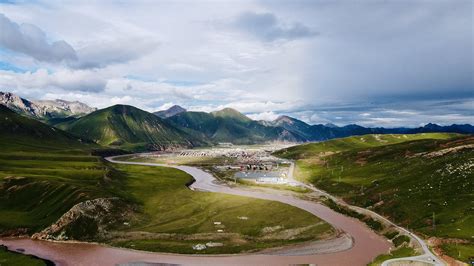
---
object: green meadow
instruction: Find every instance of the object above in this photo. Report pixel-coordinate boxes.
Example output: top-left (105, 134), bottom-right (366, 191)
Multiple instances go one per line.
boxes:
top-left (275, 133), bottom-right (474, 262)
top-left (109, 164), bottom-right (333, 253)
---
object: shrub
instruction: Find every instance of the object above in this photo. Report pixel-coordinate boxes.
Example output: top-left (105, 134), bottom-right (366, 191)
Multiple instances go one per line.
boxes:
top-left (364, 218), bottom-right (384, 231)
top-left (383, 231), bottom-right (399, 240)
top-left (392, 235), bottom-right (410, 247)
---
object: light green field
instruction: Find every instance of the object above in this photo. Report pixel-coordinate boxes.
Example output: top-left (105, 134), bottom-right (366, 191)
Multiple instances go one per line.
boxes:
top-left (440, 243), bottom-right (474, 263)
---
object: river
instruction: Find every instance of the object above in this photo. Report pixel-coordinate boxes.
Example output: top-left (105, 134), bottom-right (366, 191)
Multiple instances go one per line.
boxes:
top-left (0, 155), bottom-right (391, 266)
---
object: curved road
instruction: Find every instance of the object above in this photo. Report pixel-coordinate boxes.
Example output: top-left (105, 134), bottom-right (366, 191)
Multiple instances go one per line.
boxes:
top-left (286, 162), bottom-right (445, 266)
top-left (1, 155), bottom-right (393, 266)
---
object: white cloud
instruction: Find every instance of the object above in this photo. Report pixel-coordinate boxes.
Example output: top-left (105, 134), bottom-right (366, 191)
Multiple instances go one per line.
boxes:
top-left (247, 111), bottom-right (279, 121)
top-left (72, 37), bottom-right (159, 69)
top-left (155, 102), bottom-right (177, 111)
top-left (167, 63), bottom-right (204, 72)
top-left (0, 0), bottom-right (471, 127)
top-left (110, 95), bottom-right (134, 105)
top-left (230, 11), bottom-right (317, 42)
top-left (0, 13), bottom-right (77, 62)
top-left (0, 68), bottom-right (107, 92)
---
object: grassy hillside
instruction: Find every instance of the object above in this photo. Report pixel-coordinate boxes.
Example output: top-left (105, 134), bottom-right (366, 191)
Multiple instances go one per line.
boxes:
top-left (0, 105), bottom-right (96, 152)
top-left (0, 105), bottom-right (118, 233)
top-left (275, 133), bottom-right (473, 262)
top-left (275, 133), bottom-right (458, 159)
top-left (58, 105), bottom-right (204, 151)
top-left (167, 108), bottom-right (304, 144)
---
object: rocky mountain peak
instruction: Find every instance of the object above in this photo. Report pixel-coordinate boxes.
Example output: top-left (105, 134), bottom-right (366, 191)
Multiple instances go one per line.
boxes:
top-left (0, 91), bottom-right (96, 119)
top-left (154, 105), bottom-right (187, 118)
top-left (274, 115), bottom-right (295, 125)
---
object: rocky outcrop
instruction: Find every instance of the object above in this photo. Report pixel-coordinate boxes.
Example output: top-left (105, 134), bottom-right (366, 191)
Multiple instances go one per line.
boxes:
top-left (0, 91), bottom-right (96, 119)
top-left (32, 198), bottom-right (135, 241)
top-left (34, 99), bottom-right (96, 117)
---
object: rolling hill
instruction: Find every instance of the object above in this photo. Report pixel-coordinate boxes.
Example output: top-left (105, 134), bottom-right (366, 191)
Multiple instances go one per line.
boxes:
top-left (166, 108), bottom-right (306, 144)
top-left (275, 133), bottom-right (473, 263)
top-left (58, 104), bottom-right (205, 151)
top-left (0, 105), bottom-right (96, 152)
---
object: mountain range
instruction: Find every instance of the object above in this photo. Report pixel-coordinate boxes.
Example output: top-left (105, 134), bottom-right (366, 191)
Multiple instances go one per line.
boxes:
top-left (56, 104), bottom-right (205, 151)
top-left (1, 91), bottom-right (472, 151)
top-left (0, 92), bottom-right (96, 122)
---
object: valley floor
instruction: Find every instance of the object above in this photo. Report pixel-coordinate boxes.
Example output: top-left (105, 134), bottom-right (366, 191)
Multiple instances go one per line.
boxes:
top-left (0, 154), bottom-right (392, 265)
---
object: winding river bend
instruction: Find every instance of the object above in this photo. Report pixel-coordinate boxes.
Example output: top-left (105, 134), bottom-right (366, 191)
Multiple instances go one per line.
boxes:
top-left (0, 155), bottom-right (391, 266)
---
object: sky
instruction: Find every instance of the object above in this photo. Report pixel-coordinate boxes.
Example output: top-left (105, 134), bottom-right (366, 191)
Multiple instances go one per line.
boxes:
top-left (0, 0), bottom-right (472, 127)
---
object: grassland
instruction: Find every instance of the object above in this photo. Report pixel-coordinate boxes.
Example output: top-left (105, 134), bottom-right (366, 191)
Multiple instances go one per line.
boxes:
top-left (0, 152), bottom-right (120, 233)
top-left (0, 151), bottom-right (332, 254)
top-left (107, 164), bottom-right (333, 254)
top-left (275, 133), bottom-right (474, 262)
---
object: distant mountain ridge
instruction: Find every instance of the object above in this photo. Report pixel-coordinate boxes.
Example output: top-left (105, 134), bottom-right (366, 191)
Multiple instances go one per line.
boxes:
top-left (165, 108), bottom-right (305, 145)
top-left (57, 104), bottom-right (206, 151)
top-left (1, 92), bottom-right (472, 151)
top-left (0, 92), bottom-right (96, 120)
top-left (158, 105), bottom-right (473, 144)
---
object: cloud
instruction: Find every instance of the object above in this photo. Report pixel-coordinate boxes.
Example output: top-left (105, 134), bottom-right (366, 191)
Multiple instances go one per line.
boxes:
top-left (231, 11), bottom-right (317, 42)
top-left (72, 37), bottom-right (159, 69)
top-left (0, 68), bottom-right (107, 92)
top-left (0, 13), bottom-right (77, 62)
top-left (0, 13), bottom-right (157, 69)
top-left (0, 1), bottom-right (471, 127)
top-left (247, 111), bottom-right (279, 121)
top-left (167, 63), bottom-right (204, 72)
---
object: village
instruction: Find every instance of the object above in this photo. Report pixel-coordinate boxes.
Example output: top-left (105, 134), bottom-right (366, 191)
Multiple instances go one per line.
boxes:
top-left (143, 143), bottom-right (300, 185)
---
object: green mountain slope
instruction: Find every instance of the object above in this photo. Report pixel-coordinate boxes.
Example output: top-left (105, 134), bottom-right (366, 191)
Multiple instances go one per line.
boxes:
top-left (0, 105), bottom-right (112, 234)
top-left (275, 133), bottom-right (473, 263)
top-left (0, 105), bottom-right (96, 152)
top-left (167, 108), bottom-right (305, 144)
top-left (58, 104), bottom-right (204, 151)
top-left (275, 133), bottom-right (458, 159)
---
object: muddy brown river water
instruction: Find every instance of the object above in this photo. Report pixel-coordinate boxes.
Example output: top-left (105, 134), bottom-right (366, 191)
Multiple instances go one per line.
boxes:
top-left (0, 157), bottom-right (391, 266)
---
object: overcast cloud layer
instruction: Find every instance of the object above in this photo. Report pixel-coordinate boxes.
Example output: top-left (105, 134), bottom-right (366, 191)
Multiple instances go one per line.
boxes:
top-left (0, 0), bottom-right (472, 127)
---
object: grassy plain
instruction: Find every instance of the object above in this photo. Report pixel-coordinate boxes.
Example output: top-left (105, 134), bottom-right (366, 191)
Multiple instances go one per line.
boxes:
top-left (108, 164), bottom-right (333, 253)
